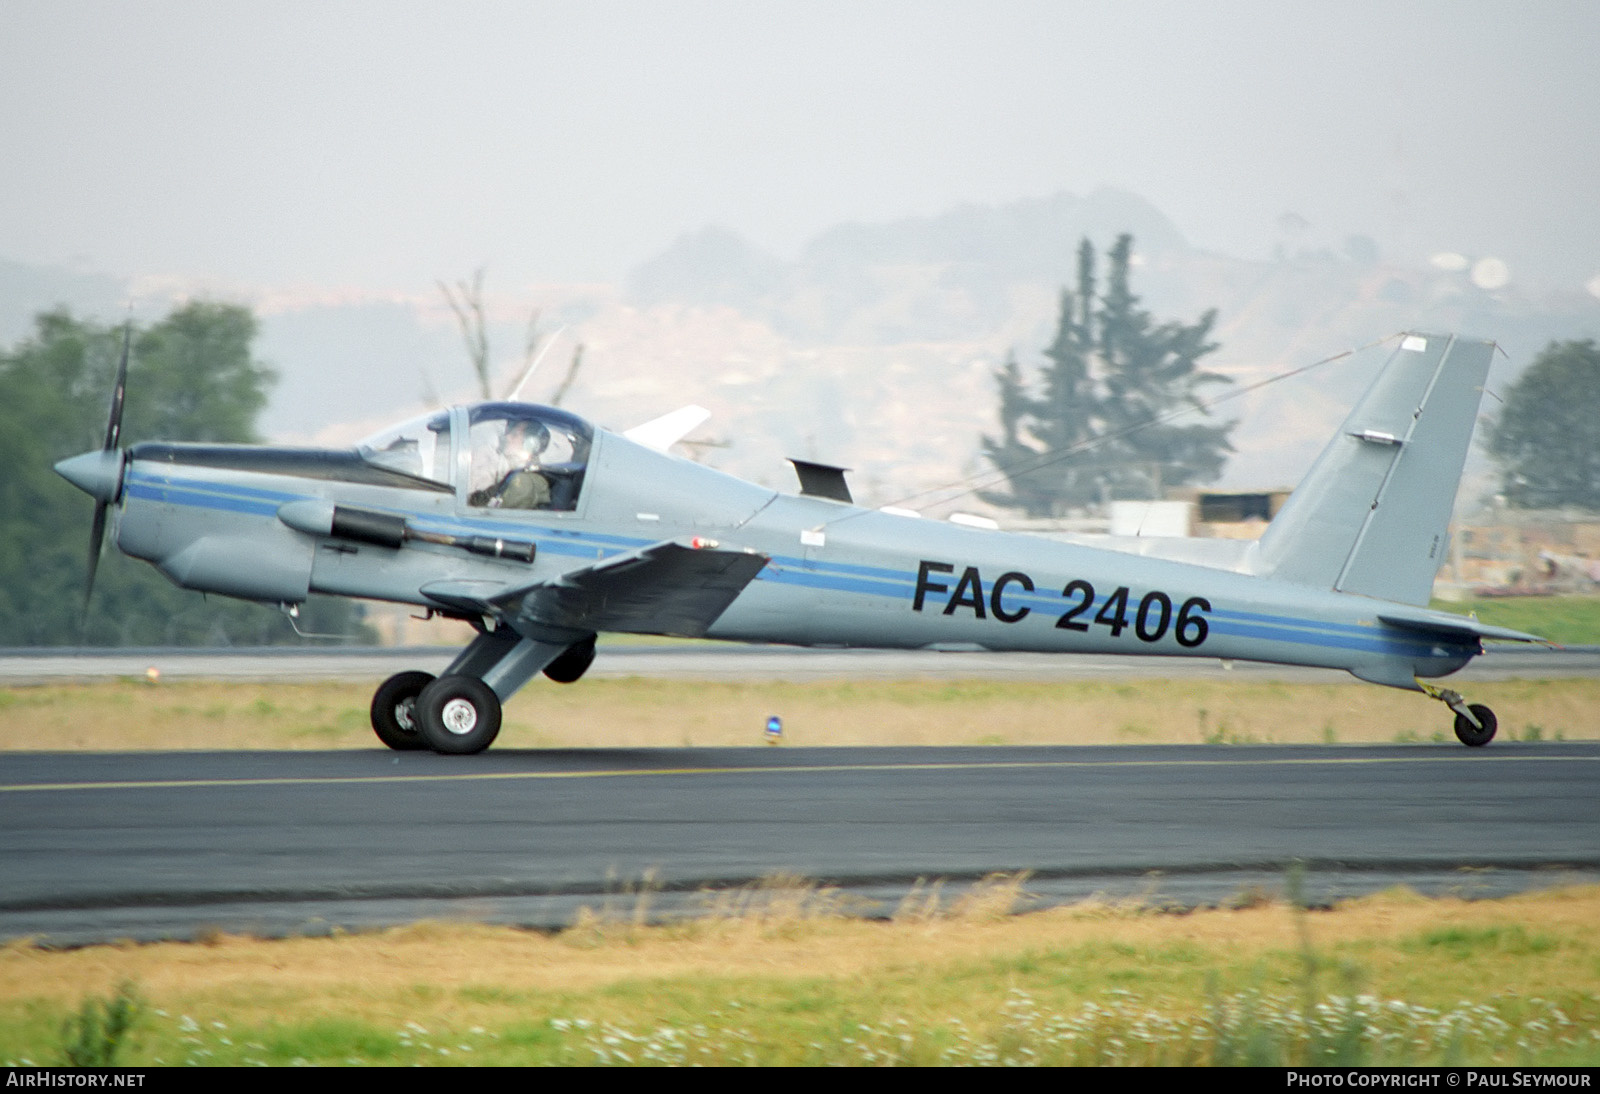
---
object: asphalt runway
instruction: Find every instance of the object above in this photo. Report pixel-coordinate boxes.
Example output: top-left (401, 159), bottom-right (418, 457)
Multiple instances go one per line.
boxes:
top-left (3, 744), bottom-right (1596, 945)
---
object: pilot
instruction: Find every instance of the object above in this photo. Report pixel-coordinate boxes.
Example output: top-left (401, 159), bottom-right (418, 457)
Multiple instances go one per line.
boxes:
top-left (489, 419), bottom-right (551, 509)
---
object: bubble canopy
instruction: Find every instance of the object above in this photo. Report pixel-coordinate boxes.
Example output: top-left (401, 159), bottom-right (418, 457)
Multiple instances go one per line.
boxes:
top-left (357, 403), bottom-right (594, 510)
top-left (357, 409), bottom-right (453, 485)
top-left (464, 403), bottom-right (593, 512)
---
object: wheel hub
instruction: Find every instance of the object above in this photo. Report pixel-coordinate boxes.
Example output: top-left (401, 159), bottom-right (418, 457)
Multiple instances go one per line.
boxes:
top-left (440, 697), bottom-right (479, 735)
top-left (394, 699), bottom-right (417, 732)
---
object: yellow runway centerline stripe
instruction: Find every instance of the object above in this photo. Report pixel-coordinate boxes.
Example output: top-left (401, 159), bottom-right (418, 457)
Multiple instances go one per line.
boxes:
top-left (0, 752), bottom-right (1588, 794)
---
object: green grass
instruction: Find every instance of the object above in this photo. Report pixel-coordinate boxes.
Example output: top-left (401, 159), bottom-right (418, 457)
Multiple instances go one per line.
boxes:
top-left (57, 982), bottom-right (141, 1067)
top-left (13, 971), bottom-right (1594, 1067)
top-left (1405, 925), bottom-right (1561, 958)
top-left (3, 887), bottom-right (1597, 1067)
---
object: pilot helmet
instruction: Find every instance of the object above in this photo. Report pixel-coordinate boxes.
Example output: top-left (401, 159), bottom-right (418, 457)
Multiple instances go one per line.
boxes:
top-left (506, 418), bottom-right (550, 458)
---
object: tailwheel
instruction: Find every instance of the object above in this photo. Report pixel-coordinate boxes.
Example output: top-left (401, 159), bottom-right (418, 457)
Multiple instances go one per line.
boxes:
top-left (370, 671), bottom-right (435, 751)
top-left (417, 674), bottom-right (502, 754)
top-left (1421, 682), bottom-right (1497, 748)
top-left (1452, 703), bottom-right (1497, 748)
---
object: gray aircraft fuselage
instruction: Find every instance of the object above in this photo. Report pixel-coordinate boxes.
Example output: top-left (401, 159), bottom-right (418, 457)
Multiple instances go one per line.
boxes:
top-left (56, 332), bottom-right (1533, 751)
top-left (106, 413), bottom-right (1468, 681)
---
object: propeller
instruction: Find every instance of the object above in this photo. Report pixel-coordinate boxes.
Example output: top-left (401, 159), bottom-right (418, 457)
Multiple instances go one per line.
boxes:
top-left (57, 322), bottom-right (132, 626)
top-left (102, 320), bottom-right (130, 452)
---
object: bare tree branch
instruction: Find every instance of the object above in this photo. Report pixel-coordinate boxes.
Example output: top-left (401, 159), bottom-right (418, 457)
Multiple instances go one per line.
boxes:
top-left (550, 343), bottom-right (585, 407)
top-left (439, 268), bottom-right (491, 400)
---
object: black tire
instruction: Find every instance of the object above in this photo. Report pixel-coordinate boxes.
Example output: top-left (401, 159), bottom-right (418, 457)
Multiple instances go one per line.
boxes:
top-left (370, 671), bottom-right (435, 751)
top-left (543, 635), bottom-right (597, 684)
top-left (417, 674), bottom-right (503, 754)
top-left (1453, 703), bottom-right (1497, 747)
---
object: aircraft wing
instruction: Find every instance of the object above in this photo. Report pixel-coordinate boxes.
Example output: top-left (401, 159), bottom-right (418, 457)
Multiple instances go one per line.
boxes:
top-left (420, 539), bottom-right (769, 638)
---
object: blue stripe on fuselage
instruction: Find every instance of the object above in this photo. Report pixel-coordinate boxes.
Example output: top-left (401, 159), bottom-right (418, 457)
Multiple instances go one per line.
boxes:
top-left (126, 468), bottom-right (1465, 662)
top-left (753, 561), bottom-right (1452, 659)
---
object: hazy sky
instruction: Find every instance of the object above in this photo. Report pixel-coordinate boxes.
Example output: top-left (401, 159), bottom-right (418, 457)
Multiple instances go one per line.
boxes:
top-left (4, 1), bottom-right (1597, 293)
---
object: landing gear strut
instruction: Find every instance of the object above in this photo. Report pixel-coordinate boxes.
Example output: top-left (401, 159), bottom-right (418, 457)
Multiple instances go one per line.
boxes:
top-left (367, 628), bottom-right (596, 755)
top-left (1421, 683), bottom-right (1497, 747)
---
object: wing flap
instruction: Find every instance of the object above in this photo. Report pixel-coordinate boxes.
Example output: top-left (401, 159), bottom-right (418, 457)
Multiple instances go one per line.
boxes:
top-left (427, 539), bottom-right (765, 639)
top-left (422, 540), bottom-right (768, 636)
top-left (418, 579), bottom-right (508, 615)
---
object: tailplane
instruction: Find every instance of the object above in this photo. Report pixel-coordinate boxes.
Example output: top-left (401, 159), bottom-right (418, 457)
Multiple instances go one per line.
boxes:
top-left (1254, 333), bottom-right (1494, 606)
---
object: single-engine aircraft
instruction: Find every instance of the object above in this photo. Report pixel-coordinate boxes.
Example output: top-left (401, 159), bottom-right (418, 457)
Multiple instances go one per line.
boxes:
top-left (56, 331), bottom-right (1543, 753)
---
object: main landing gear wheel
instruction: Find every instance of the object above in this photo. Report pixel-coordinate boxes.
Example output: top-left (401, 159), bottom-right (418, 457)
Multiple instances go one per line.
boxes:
top-left (416, 674), bottom-right (502, 754)
top-left (370, 671), bottom-right (435, 751)
top-left (543, 635), bottom-right (596, 684)
top-left (1453, 703), bottom-right (1498, 748)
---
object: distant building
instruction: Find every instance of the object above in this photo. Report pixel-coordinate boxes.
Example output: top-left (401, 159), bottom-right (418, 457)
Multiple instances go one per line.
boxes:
top-left (1439, 509), bottom-right (1600, 597)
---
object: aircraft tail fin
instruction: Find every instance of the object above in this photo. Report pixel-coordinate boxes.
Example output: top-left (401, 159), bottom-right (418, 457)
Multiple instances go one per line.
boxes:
top-left (1254, 333), bottom-right (1494, 606)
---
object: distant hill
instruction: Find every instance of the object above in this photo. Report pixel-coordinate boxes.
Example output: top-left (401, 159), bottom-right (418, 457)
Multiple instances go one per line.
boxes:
top-left (6, 188), bottom-right (1598, 515)
top-left (627, 188), bottom-right (1189, 343)
top-left (610, 190), bottom-right (1600, 508)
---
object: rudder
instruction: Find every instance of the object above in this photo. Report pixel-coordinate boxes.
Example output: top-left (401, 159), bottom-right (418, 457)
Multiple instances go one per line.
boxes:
top-left (1255, 333), bottom-right (1495, 606)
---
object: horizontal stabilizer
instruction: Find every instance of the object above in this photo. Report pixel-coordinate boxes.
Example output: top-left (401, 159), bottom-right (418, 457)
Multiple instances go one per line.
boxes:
top-left (1376, 610), bottom-right (1545, 645)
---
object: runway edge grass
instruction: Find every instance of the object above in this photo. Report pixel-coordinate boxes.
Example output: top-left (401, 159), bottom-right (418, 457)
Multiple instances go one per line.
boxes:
top-left (3, 676), bottom-right (1599, 750)
top-left (2, 883), bottom-right (1597, 1066)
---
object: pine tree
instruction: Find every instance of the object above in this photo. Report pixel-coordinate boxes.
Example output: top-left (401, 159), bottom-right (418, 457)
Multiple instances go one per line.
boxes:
top-left (1489, 339), bottom-right (1600, 510)
top-left (982, 235), bottom-right (1234, 516)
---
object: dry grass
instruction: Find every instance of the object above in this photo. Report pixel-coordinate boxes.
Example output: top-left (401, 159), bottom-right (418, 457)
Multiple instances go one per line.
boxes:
top-left (2, 676), bottom-right (1597, 751)
top-left (1, 884), bottom-right (1595, 1061)
top-left (0, 885), bottom-right (1592, 1009)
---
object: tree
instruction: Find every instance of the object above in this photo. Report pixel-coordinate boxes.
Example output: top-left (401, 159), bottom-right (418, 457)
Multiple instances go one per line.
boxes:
top-left (981, 235), bottom-right (1234, 516)
top-left (1489, 339), bottom-right (1600, 511)
top-left (438, 268), bottom-right (585, 404)
top-left (0, 303), bottom-right (367, 645)
top-left (127, 301), bottom-right (272, 443)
